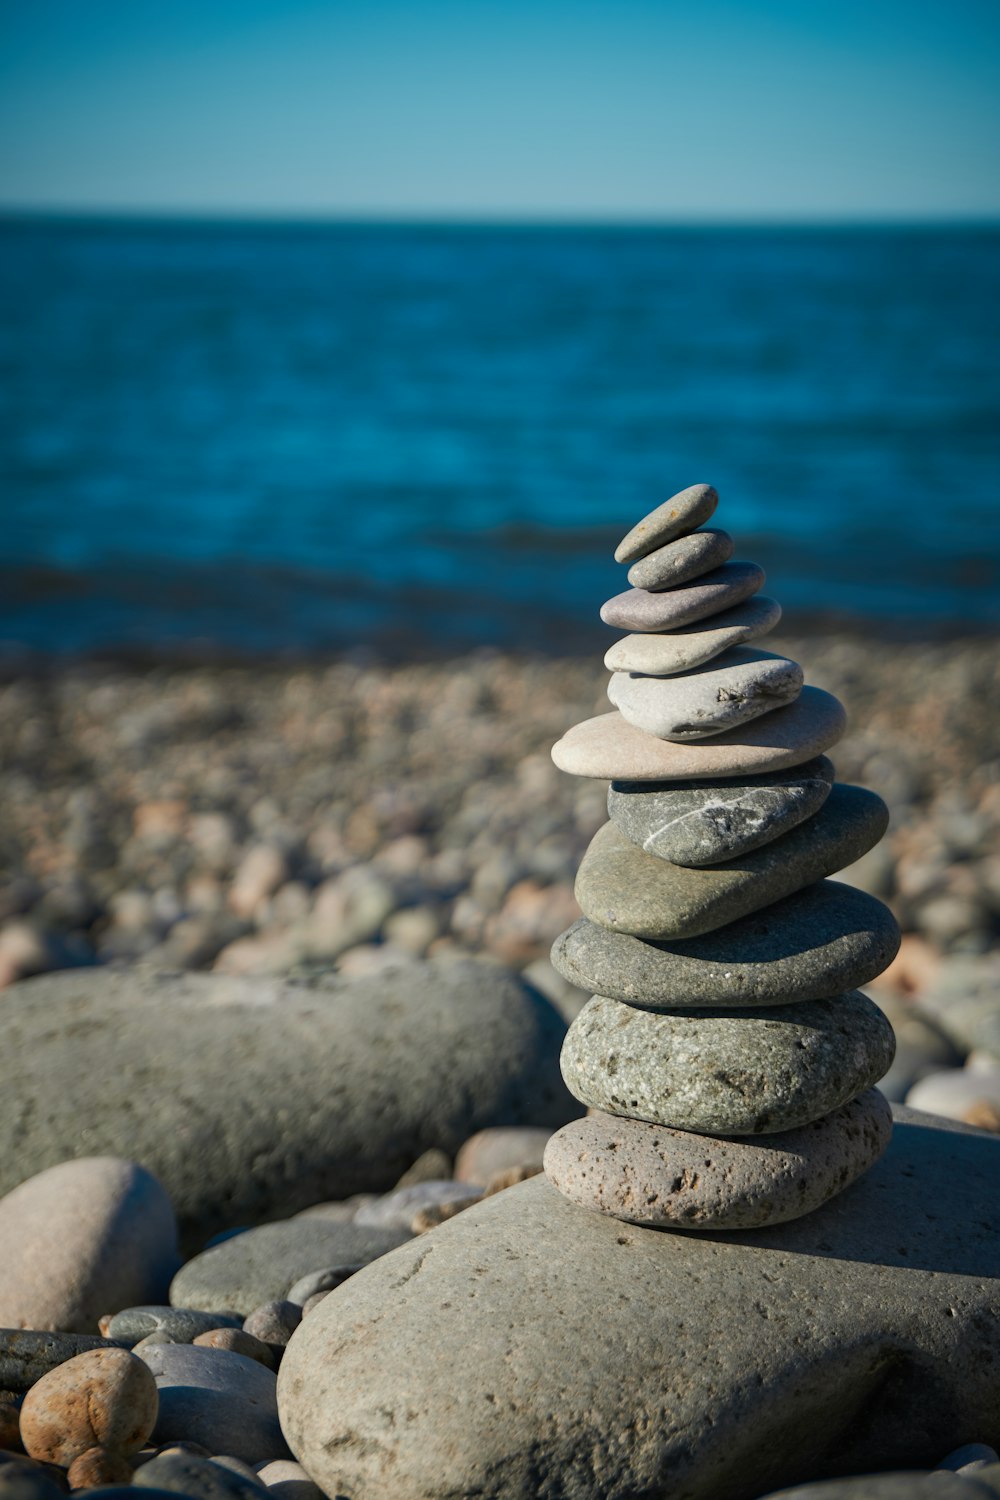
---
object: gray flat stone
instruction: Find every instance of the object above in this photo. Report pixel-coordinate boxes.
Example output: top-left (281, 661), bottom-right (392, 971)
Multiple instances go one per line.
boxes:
top-left (608, 756), bottom-right (835, 865)
top-left (551, 883), bottom-right (901, 1008)
top-left (137, 1343), bottom-right (287, 1464)
top-left (0, 961), bottom-right (574, 1245)
top-left (614, 484), bottom-right (718, 563)
top-left (276, 1106), bottom-right (1000, 1500)
top-left (134, 1452), bottom-right (269, 1500)
top-left (575, 784), bottom-right (889, 939)
top-left (560, 992), bottom-right (895, 1134)
top-left (544, 1091), bottom-right (893, 1228)
top-left (604, 595), bottom-right (783, 676)
top-left (170, 1219), bottom-right (413, 1317)
top-left (608, 648), bottom-right (803, 740)
top-left (601, 562), bottom-right (765, 632)
top-left (107, 1307), bottom-right (243, 1345)
top-left (626, 528), bottom-right (734, 590)
top-left (760, 1474), bottom-right (1000, 1499)
top-left (0, 1330), bottom-right (130, 1394)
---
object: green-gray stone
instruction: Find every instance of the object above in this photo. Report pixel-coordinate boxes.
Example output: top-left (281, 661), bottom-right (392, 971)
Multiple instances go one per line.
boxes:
top-left (560, 991), bottom-right (895, 1134)
top-left (608, 756), bottom-right (835, 866)
top-left (575, 784), bottom-right (889, 939)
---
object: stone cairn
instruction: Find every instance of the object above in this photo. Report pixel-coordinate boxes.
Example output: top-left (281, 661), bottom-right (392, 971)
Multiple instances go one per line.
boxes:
top-left (543, 483), bottom-right (902, 1231)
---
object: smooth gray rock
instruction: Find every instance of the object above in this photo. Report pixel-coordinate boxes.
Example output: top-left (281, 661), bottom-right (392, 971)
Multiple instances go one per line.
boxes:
top-left (576, 785), bottom-right (889, 939)
top-left (626, 528), bottom-right (734, 590)
top-left (614, 484), bottom-right (719, 563)
top-left (604, 595), bottom-right (783, 676)
top-left (107, 1307), bottom-right (243, 1345)
top-left (135, 1452), bottom-right (267, 1500)
top-left (560, 991), bottom-right (895, 1133)
top-left (544, 1091), bottom-right (893, 1228)
top-left (600, 562), bottom-right (765, 632)
top-left (608, 757), bottom-right (835, 865)
top-left (0, 961), bottom-right (575, 1244)
top-left (550, 884), bottom-right (901, 1008)
top-left (0, 1330), bottom-right (130, 1393)
top-left (136, 1343), bottom-right (287, 1463)
top-left (277, 1106), bottom-right (1000, 1500)
top-left (608, 648), bottom-right (803, 741)
top-left (759, 1472), bottom-right (1000, 1499)
top-left (170, 1219), bottom-right (413, 1317)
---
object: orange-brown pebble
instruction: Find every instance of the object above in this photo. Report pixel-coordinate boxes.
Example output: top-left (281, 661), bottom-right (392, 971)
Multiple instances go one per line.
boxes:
top-left (19, 1348), bottom-right (158, 1466)
top-left (66, 1445), bottom-right (134, 1489)
top-left (192, 1329), bottom-right (276, 1370)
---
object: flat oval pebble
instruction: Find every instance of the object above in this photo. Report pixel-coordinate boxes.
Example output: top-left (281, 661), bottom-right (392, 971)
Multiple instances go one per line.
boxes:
top-left (136, 1344), bottom-right (287, 1464)
top-left (107, 1308), bottom-right (243, 1346)
top-left (575, 784), bottom-right (889, 940)
top-left (604, 595), bottom-right (783, 677)
top-left (550, 883), bottom-right (901, 1008)
top-left (626, 529), bottom-right (734, 591)
top-left (560, 992), bottom-right (895, 1134)
top-left (543, 1090), bottom-right (893, 1229)
top-left (607, 648), bottom-right (803, 741)
top-left (134, 1450), bottom-right (267, 1500)
top-left (552, 687), bottom-right (846, 781)
top-left (608, 756), bottom-right (835, 865)
top-left (19, 1348), bottom-right (158, 1465)
top-left (601, 561), bottom-right (765, 632)
top-left (614, 484), bottom-right (718, 564)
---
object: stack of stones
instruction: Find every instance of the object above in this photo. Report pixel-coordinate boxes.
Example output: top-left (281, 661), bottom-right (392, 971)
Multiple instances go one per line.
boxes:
top-left (543, 483), bottom-right (902, 1231)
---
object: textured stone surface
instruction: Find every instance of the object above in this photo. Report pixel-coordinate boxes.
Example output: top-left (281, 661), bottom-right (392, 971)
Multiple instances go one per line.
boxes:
top-left (608, 756), bottom-right (835, 865)
top-left (544, 1092), bottom-right (892, 1228)
top-left (170, 1219), bottom-right (413, 1316)
top-left (0, 1331), bottom-right (131, 1394)
top-left (608, 648), bottom-right (803, 741)
top-left (0, 961), bottom-right (575, 1243)
top-left (601, 562), bottom-right (765, 632)
top-left (551, 885), bottom-right (900, 1008)
top-left (136, 1344), bottom-right (287, 1464)
top-left (19, 1348), bottom-right (158, 1464)
top-left (552, 688), bottom-right (846, 781)
top-left (560, 992), bottom-right (895, 1133)
top-left (277, 1106), bottom-right (1000, 1500)
top-left (576, 785), bottom-right (888, 940)
top-left (626, 528), bottom-right (734, 590)
top-left (0, 1159), bottom-right (178, 1334)
top-left (613, 483), bottom-right (718, 563)
top-left (604, 595), bottom-right (782, 676)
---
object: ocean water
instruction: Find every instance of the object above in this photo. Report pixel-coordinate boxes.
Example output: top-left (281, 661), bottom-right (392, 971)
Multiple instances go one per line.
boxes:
top-left (1, 217), bottom-right (998, 659)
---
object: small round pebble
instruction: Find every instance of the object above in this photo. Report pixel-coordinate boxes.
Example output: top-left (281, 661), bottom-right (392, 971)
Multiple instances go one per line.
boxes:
top-left (254, 1460), bottom-right (323, 1500)
top-left (192, 1331), bottom-right (276, 1371)
top-left (19, 1348), bottom-right (158, 1466)
top-left (66, 1447), bottom-right (133, 1491)
top-left (285, 1268), bottom-right (361, 1306)
top-left (107, 1308), bottom-right (243, 1346)
top-left (300, 1293), bottom-right (331, 1317)
top-left (242, 1302), bottom-right (301, 1347)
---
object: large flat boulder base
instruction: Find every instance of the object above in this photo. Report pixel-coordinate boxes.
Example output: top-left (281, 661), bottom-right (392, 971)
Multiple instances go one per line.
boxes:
top-left (0, 962), bottom-right (576, 1244)
top-left (278, 1107), bottom-right (1000, 1500)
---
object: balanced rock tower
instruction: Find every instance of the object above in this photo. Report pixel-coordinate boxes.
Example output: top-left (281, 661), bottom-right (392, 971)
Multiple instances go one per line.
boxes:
top-left (545, 483), bottom-right (902, 1230)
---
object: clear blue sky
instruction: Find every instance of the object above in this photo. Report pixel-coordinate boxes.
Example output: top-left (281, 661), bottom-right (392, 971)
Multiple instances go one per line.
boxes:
top-left (0, 0), bottom-right (997, 220)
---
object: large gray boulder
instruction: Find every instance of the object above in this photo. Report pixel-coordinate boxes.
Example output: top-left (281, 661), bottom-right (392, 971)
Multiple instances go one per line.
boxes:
top-left (278, 1106), bottom-right (1000, 1500)
top-left (0, 962), bottom-right (576, 1244)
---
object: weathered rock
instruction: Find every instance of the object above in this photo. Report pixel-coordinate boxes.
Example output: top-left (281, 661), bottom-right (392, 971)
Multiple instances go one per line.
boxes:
top-left (136, 1345), bottom-right (286, 1464)
top-left (601, 562), bottom-right (765, 632)
top-left (576, 786), bottom-right (888, 939)
top-left (551, 885), bottom-right (900, 1008)
top-left (0, 962), bottom-right (575, 1243)
top-left (277, 1107), bottom-right (1000, 1500)
top-left (608, 757), bottom-right (835, 866)
top-left (604, 595), bottom-right (782, 676)
top-left (0, 1332), bottom-right (130, 1395)
top-left (19, 1348), bottom-right (158, 1464)
top-left (65, 1446), bottom-right (135, 1489)
top-left (0, 1160), bottom-right (178, 1334)
top-left (560, 992), bottom-right (895, 1133)
top-left (608, 649), bottom-right (803, 741)
top-left (552, 689), bottom-right (846, 781)
top-left (626, 528), bottom-right (734, 590)
top-left (170, 1220), bottom-right (412, 1317)
top-left (613, 484), bottom-right (719, 563)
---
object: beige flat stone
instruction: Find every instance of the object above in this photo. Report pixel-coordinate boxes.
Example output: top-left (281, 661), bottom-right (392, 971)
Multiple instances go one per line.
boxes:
top-left (614, 484), bottom-right (718, 564)
top-left (604, 595), bottom-right (782, 676)
top-left (552, 686), bottom-right (847, 781)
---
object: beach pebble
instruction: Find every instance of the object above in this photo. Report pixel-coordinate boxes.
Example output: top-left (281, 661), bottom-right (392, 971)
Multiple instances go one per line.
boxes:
top-left (552, 687), bottom-right (846, 782)
top-left (65, 1447), bottom-right (134, 1489)
top-left (575, 785), bottom-right (888, 940)
top-left (551, 884), bottom-right (900, 1008)
top-left (613, 484), bottom-right (718, 563)
top-left (937, 1443), bottom-right (1000, 1471)
top-left (607, 757), bottom-right (834, 866)
top-left (134, 1450), bottom-right (267, 1500)
top-left (0, 1159), bottom-right (177, 1334)
top-left (626, 528), bottom-right (734, 590)
top-left (353, 1182), bottom-right (484, 1233)
top-left (604, 594), bottom-right (782, 676)
top-left (757, 1473), bottom-right (1000, 1498)
top-left (0, 1332), bottom-right (133, 1397)
top-left (0, 1398), bottom-right (21, 1450)
top-left (191, 1331), bottom-right (276, 1372)
top-left (0, 1465), bottom-right (65, 1500)
top-left (391, 1148), bottom-right (453, 1189)
top-left (600, 562), bottom-right (765, 632)
top-left (905, 1068), bottom-right (1000, 1131)
top-left (136, 1345), bottom-right (286, 1465)
top-left (209, 1457), bottom-right (269, 1491)
top-left (453, 1127), bottom-right (555, 1186)
top-left (253, 1460), bottom-right (322, 1500)
top-left (560, 991), bottom-right (895, 1134)
top-left (285, 1269), bottom-right (361, 1306)
top-left (608, 648), bottom-right (803, 741)
top-left (19, 1348), bottom-right (158, 1465)
top-left (106, 1309), bottom-right (243, 1346)
top-left (241, 1304), bottom-right (300, 1349)
top-left (544, 1091), bottom-right (893, 1229)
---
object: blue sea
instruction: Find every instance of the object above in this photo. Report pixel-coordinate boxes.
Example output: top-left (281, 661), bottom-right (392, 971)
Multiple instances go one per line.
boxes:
top-left (1, 217), bottom-right (998, 660)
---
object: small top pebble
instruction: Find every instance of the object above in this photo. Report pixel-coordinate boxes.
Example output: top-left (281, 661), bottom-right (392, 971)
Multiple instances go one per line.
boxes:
top-left (614, 484), bottom-right (718, 564)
